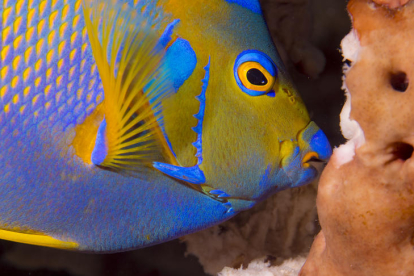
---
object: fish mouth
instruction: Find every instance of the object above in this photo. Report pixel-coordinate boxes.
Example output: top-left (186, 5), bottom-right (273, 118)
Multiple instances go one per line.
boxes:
top-left (298, 121), bottom-right (332, 163)
top-left (284, 121), bottom-right (332, 186)
top-left (279, 121), bottom-right (331, 171)
top-left (301, 151), bottom-right (323, 168)
top-left (272, 121), bottom-right (331, 189)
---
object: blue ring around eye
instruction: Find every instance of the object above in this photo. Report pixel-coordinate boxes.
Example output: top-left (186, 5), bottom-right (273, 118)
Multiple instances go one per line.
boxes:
top-left (234, 50), bottom-right (278, 96)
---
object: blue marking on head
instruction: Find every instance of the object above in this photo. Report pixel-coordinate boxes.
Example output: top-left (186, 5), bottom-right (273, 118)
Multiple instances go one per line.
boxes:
top-left (192, 57), bottom-right (210, 165)
top-left (165, 38), bottom-right (197, 91)
top-left (152, 58), bottom-right (210, 185)
top-left (159, 19), bottom-right (180, 48)
top-left (225, 0), bottom-right (262, 14)
top-left (309, 129), bottom-right (332, 160)
top-left (298, 121), bottom-right (332, 162)
top-left (234, 50), bottom-right (277, 96)
top-left (266, 90), bottom-right (276, 97)
top-left (91, 118), bottom-right (108, 165)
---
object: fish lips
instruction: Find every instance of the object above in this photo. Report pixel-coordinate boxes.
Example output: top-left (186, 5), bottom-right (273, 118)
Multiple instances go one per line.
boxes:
top-left (282, 121), bottom-right (332, 188)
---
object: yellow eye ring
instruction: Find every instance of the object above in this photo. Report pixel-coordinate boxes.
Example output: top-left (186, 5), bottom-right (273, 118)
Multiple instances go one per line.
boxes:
top-left (237, 62), bottom-right (275, 92)
top-left (234, 50), bottom-right (278, 96)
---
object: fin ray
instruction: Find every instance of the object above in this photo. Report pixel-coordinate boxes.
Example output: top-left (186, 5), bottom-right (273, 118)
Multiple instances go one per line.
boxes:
top-left (82, 0), bottom-right (177, 169)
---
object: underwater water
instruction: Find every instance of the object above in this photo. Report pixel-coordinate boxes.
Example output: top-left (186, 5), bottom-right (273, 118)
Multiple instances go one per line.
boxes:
top-left (0, 0), bottom-right (349, 275)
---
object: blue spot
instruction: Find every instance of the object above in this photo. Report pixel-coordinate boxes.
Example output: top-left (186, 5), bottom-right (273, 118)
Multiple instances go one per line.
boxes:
top-left (165, 38), bottom-right (197, 91)
top-left (159, 19), bottom-right (180, 48)
top-left (91, 118), bottom-right (108, 165)
top-left (266, 90), bottom-right (275, 97)
top-left (225, 0), bottom-right (262, 14)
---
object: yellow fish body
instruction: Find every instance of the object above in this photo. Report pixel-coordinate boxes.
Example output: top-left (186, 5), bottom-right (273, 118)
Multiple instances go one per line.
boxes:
top-left (0, 0), bottom-right (331, 251)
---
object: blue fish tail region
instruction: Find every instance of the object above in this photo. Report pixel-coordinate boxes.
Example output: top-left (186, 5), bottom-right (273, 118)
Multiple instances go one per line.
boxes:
top-left (225, 0), bottom-right (262, 14)
top-left (165, 38), bottom-right (197, 91)
top-left (91, 118), bottom-right (108, 165)
top-left (153, 58), bottom-right (211, 185)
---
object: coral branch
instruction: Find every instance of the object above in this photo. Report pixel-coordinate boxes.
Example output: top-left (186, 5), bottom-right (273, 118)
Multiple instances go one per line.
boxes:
top-left (300, 0), bottom-right (414, 275)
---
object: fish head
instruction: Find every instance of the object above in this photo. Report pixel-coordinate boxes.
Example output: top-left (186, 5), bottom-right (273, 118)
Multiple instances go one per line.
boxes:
top-left (197, 6), bottom-right (332, 202)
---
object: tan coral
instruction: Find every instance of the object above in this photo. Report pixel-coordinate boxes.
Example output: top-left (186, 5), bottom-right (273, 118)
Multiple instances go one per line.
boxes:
top-left (300, 0), bottom-right (414, 275)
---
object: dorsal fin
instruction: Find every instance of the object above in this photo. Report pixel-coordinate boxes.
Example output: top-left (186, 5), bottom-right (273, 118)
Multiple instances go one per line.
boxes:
top-left (82, 0), bottom-right (177, 170)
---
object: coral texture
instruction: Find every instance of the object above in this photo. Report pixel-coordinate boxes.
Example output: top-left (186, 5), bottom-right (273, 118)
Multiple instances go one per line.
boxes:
top-left (184, 180), bottom-right (320, 275)
top-left (300, 0), bottom-right (414, 275)
top-left (219, 257), bottom-right (306, 276)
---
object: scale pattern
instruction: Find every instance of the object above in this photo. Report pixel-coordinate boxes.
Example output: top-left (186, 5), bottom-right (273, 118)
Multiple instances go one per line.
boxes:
top-left (0, 0), bottom-right (103, 157)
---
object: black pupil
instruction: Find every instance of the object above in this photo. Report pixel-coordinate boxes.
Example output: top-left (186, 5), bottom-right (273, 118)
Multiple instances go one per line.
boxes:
top-left (246, 68), bottom-right (268, 86)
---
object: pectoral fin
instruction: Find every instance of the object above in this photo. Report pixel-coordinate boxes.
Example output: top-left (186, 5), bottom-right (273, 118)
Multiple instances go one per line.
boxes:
top-left (81, 0), bottom-right (177, 170)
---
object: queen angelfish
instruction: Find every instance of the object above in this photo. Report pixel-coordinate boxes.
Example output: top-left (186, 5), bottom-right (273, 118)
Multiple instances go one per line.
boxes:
top-left (0, 0), bottom-right (332, 251)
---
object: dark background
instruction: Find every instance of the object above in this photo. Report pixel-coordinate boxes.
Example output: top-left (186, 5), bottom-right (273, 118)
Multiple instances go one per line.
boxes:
top-left (0, 0), bottom-right (350, 275)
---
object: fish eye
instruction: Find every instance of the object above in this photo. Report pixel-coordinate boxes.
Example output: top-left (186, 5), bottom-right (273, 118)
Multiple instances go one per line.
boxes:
top-left (234, 50), bottom-right (278, 96)
top-left (246, 68), bottom-right (268, 85)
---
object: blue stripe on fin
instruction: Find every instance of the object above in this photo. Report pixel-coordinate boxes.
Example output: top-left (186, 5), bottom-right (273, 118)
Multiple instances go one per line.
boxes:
top-left (91, 118), bottom-right (108, 165)
top-left (153, 163), bottom-right (206, 184)
top-left (225, 0), bottom-right (262, 14)
top-left (159, 19), bottom-right (180, 48)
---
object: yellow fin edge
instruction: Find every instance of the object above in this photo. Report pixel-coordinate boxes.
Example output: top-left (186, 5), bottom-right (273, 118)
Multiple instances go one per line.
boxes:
top-left (0, 229), bottom-right (78, 249)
